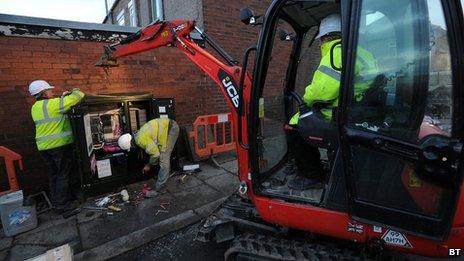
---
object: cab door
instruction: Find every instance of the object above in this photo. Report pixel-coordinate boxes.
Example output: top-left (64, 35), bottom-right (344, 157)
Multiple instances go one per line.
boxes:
top-left (339, 0), bottom-right (464, 240)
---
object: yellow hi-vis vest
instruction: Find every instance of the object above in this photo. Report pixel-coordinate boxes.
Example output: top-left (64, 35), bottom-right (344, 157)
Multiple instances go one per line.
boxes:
top-left (289, 39), bottom-right (378, 125)
top-left (31, 89), bottom-right (85, 151)
top-left (134, 118), bottom-right (170, 165)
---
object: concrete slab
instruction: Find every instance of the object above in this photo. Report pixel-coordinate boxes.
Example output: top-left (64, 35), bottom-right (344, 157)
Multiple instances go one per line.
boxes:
top-left (9, 244), bottom-right (48, 261)
top-left (164, 175), bottom-right (204, 193)
top-left (193, 197), bottom-right (228, 218)
top-left (194, 163), bottom-right (227, 181)
top-left (203, 173), bottom-right (239, 196)
top-left (74, 210), bottom-right (199, 261)
top-left (0, 237), bottom-right (12, 251)
top-left (219, 160), bottom-right (238, 174)
top-left (78, 192), bottom-right (181, 250)
top-left (170, 184), bottom-right (224, 211)
top-left (0, 249), bottom-right (8, 261)
top-left (14, 219), bottom-right (78, 246)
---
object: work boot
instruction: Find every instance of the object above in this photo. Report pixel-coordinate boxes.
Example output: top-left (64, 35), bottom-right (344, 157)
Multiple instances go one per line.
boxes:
top-left (288, 173), bottom-right (323, 190)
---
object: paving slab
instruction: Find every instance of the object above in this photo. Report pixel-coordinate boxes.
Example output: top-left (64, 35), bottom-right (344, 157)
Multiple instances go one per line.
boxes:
top-left (193, 197), bottom-right (228, 218)
top-left (78, 192), bottom-right (178, 250)
top-left (0, 237), bottom-right (12, 251)
top-left (219, 160), bottom-right (238, 174)
top-left (9, 244), bottom-right (48, 261)
top-left (164, 175), bottom-right (204, 193)
top-left (194, 163), bottom-right (227, 181)
top-left (74, 210), bottom-right (198, 261)
top-left (171, 184), bottom-right (224, 211)
top-left (0, 249), bottom-right (8, 261)
top-left (203, 173), bottom-right (239, 196)
top-left (14, 219), bottom-right (78, 246)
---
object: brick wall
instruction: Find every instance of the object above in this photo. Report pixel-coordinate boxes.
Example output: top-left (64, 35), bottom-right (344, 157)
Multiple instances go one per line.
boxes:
top-left (0, 34), bottom-right (223, 192)
top-left (0, 1), bottom-right (301, 193)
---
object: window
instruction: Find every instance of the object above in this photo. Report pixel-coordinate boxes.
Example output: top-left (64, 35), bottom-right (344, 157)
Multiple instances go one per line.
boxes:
top-left (151, 0), bottom-right (164, 22)
top-left (128, 0), bottom-right (137, 26)
top-left (347, 0), bottom-right (455, 218)
top-left (116, 9), bottom-right (125, 26)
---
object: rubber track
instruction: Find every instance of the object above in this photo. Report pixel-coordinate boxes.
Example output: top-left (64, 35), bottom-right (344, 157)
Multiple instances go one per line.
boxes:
top-left (225, 233), bottom-right (363, 261)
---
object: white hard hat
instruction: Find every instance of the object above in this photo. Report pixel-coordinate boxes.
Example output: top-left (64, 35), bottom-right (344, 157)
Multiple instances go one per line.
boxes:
top-left (316, 14), bottom-right (341, 39)
top-left (118, 133), bottom-right (132, 151)
top-left (28, 80), bottom-right (54, 96)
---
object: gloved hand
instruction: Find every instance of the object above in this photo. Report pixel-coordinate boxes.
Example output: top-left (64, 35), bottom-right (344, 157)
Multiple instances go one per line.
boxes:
top-left (142, 163), bottom-right (152, 174)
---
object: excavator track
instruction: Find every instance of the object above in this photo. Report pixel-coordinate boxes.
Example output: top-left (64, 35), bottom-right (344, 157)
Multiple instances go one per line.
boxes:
top-left (225, 233), bottom-right (363, 261)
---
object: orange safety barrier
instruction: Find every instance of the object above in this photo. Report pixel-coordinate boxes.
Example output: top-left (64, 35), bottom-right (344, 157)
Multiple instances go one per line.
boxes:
top-left (0, 146), bottom-right (23, 196)
top-left (189, 113), bottom-right (236, 158)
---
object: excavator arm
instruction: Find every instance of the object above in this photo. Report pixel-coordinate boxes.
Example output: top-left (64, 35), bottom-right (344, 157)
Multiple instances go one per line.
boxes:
top-left (96, 20), bottom-right (251, 116)
top-left (96, 20), bottom-right (251, 183)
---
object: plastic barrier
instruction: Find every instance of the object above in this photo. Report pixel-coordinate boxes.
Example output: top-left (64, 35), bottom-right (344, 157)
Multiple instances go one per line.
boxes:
top-left (0, 146), bottom-right (23, 196)
top-left (189, 113), bottom-right (236, 158)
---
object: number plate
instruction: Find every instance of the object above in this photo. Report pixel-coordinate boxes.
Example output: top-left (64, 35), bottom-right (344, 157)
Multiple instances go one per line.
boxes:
top-left (382, 230), bottom-right (413, 248)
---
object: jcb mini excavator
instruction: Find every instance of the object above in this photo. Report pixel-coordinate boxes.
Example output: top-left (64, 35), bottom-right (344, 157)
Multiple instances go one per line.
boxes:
top-left (97, 0), bottom-right (464, 259)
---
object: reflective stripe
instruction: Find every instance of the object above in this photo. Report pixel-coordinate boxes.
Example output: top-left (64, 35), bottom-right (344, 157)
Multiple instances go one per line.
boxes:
top-left (34, 115), bottom-right (68, 125)
top-left (42, 100), bottom-right (49, 119)
top-left (59, 97), bottom-right (65, 113)
top-left (71, 92), bottom-right (84, 99)
top-left (35, 131), bottom-right (72, 142)
top-left (318, 65), bottom-right (341, 81)
top-left (357, 55), bottom-right (370, 70)
top-left (145, 142), bottom-right (158, 153)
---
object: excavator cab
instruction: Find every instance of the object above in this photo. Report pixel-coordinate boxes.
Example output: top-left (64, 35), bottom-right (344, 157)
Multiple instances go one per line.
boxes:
top-left (248, 0), bottom-right (464, 248)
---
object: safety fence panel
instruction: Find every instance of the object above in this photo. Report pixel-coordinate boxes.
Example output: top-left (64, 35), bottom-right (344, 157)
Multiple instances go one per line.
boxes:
top-left (0, 146), bottom-right (23, 196)
top-left (189, 113), bottom-right (236, 158)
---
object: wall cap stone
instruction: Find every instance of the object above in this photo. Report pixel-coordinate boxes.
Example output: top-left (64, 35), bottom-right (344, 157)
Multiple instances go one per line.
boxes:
top-left (0, 14), bottom-right (139, 42)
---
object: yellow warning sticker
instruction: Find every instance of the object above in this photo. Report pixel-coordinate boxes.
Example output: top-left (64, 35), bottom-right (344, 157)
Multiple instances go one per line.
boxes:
top-left (409, 171), bottom-right (422, 188)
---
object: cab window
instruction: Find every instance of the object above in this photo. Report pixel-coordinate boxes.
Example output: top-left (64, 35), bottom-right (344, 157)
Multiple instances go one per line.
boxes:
top-left (347, 0), bottom-right (454, 218)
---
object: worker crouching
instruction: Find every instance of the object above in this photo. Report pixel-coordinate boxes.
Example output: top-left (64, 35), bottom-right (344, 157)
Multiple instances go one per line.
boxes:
top-left (29, 80), bottom-right (85, 212)
top-left (118, 118), bottom-right (179, 197)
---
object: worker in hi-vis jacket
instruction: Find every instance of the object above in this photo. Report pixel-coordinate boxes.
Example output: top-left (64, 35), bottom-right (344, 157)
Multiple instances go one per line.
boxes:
top-left (118, 118), bottom-right (179, 197)
top-left (29, 80), bottom-right (85, 212)
top-left (286, 14), bottom-right (377, 190)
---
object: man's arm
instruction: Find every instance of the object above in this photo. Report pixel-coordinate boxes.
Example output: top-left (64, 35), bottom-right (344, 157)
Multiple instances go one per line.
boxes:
top-left (145, 142), bottom-right (160, 165)
top-left (302, 52), bottom-right (342, 107)
top-left (60, 89), bottom-right (85, 113)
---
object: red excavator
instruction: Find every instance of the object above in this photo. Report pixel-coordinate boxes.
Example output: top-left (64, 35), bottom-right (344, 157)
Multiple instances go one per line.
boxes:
top-left (97, 0), bottom-right (464, 259)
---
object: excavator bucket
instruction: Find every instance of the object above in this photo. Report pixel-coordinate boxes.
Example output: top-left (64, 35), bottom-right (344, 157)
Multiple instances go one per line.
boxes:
top-left (95, 46), bottom-right (119, 67)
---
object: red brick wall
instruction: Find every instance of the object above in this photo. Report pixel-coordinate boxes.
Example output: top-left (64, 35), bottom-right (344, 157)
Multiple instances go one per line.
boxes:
top-left (0, 0), bottom-right (296, 193)
top-left (0, 35), bottom-right (232, 192)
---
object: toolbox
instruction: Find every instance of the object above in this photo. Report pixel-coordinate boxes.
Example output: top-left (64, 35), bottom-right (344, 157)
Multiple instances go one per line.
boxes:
top-left (69, 93), bottom-right (178, 196)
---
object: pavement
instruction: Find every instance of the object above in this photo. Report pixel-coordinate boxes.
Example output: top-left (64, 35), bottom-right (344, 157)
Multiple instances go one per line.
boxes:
top-left (112, 222), bottom-right (229, 261)
top-left (0, 156), bottom-right (239, 261)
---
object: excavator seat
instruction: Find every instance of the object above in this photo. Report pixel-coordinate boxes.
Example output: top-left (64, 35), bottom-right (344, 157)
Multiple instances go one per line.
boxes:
top-left (296, 103), bottom-right (338, 149)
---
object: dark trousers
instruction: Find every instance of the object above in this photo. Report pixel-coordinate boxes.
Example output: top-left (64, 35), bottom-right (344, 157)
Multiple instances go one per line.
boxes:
top-left (40, 144), bottom-right (73, 207)
top-left (286, 128), bottom-right (324, 179)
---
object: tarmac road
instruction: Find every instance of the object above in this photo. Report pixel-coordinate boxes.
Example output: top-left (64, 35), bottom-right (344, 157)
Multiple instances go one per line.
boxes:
top-left (111, 222), bottom-right (229, 261)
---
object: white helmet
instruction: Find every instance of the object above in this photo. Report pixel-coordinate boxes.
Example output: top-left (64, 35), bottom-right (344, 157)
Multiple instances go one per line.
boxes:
top-left (28, 80), bottom-right (54, 96)
top-left (316, 14), bottom-right (341, 39)
top-left (118, 133), bottom-right (132, 151)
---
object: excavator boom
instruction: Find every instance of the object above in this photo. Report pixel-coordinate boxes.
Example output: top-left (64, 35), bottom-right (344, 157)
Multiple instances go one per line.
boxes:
top-left (96, 19), bottom-right (251, 183)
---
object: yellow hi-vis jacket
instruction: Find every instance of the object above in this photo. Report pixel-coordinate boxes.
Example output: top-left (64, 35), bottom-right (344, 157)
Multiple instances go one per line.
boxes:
top-left (134, 118), bottom-right (170, 165)
top-left (31, 89), bottom-right (85, 151)
top-left (289, 39), bottom-right (378, 124)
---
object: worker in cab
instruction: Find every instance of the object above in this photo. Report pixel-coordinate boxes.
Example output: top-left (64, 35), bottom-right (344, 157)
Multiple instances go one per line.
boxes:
top-left (118, 118), bottom-right (179, 197)
top-left (286, 14), bottom-right (378, 190)
top-left (29, 80), bottom-right (85, 212)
